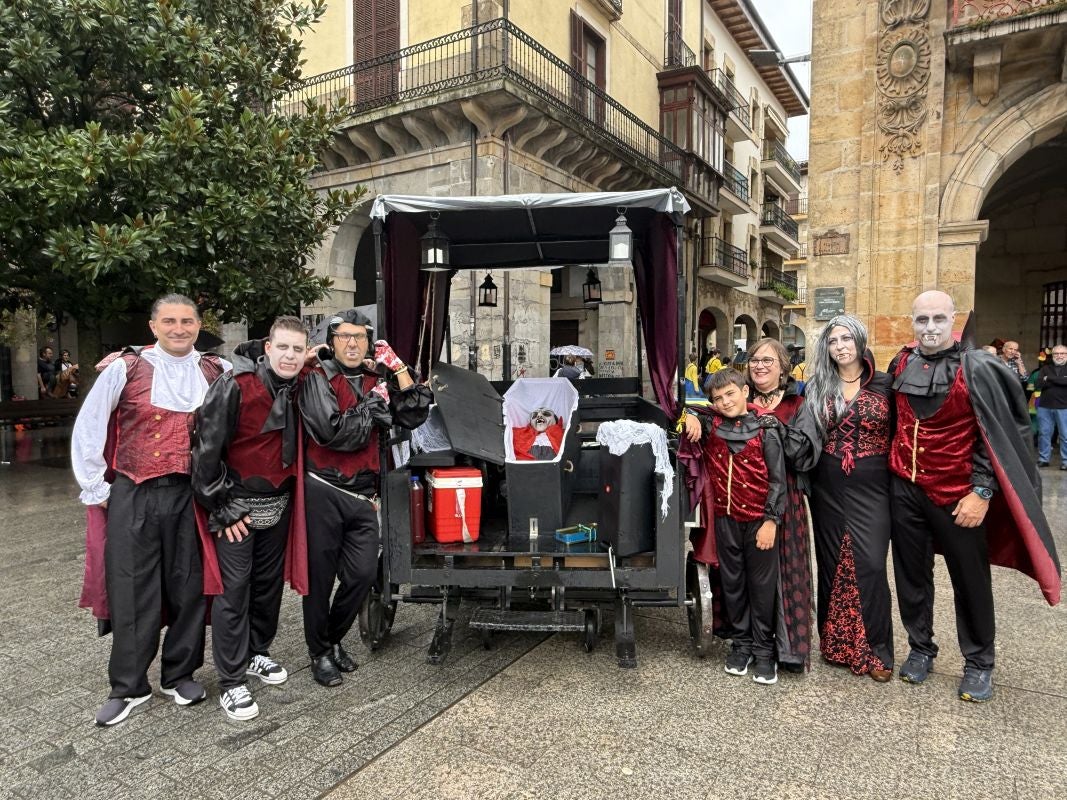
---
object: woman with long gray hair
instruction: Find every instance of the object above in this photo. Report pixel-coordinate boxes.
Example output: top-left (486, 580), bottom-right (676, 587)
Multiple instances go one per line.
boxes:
top-left (804, 315), bottom-right (896, 681)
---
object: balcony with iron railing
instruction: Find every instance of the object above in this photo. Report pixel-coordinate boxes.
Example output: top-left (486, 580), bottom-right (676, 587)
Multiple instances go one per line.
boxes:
top-left (784, 241), bottom-right (808, 263)
top-left (761, 202), bottom-right (799, 240)
top-left (284, 19), bottom-right (718, 209)
top-left (707, 69), bottom-right (751, 133)
top-left (950, 0), bottom-right (1062, 27)
top-left (761, 139), bottom-right (802, 190)
top-left (717, 160), bottom-right (750, 214)
top-left (784, 196), bottom-right (807, 216)
top-left (758, 266), bottom-right (799, 303)
top-left (698, 236), bottom-right (749, 287)
top-left (664, 30), bottom-right (697, 69)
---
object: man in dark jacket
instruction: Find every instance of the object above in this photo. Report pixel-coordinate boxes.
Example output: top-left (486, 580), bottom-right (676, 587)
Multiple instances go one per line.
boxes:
top-left (1036, 344), bottom-right (1067, 469)
top-left (299, 309), bottom-right (432, 686)
top-left (191, 316), bottom-right (309, 721)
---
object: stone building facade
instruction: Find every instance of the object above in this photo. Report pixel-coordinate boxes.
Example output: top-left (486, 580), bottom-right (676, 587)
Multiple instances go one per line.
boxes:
top-left (808, 0), bottom-right (1067, 368)
top-left (294, 0), bottom-right (808, 380)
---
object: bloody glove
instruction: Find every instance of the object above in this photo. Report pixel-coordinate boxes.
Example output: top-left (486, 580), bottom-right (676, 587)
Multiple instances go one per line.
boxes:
top-left (374, 340), bottom-right (405, 372)
top-left (369, 380), bottom-right (390, 405)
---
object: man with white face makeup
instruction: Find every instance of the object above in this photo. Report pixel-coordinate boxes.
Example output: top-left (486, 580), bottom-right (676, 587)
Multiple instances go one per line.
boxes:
top-left (191, 316), bottom-right (311, 721)
top-left (888, 291), bottom-right (1060, 703)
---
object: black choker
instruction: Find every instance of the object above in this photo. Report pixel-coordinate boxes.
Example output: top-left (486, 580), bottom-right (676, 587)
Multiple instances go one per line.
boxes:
top-left (840, 373), bottom-right (862, 384)
top-left (754, 387), bottom-right (783, 405)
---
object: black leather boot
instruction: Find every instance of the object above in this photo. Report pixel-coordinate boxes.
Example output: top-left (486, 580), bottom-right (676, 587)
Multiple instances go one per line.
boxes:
top-left (332, 642), bottom-right (358, 673)
top-left (310, 653), bottom-right (342, 687)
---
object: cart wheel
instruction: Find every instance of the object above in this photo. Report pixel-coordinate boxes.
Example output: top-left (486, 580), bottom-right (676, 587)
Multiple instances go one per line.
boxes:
top-left (582, 610), bottom-right (598, 653)
top-left (358, 590), bottom-right (390, 651)
top-left (686, 557), bottom-right (715, 659)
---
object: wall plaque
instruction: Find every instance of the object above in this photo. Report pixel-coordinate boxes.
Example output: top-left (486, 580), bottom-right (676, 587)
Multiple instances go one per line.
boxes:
top-left (813, 231), bottom-right (851, 257)
top-left (814, 287), bottom-right (847, 321)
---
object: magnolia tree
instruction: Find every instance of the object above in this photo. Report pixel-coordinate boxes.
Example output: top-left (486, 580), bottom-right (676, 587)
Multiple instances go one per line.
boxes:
top-left (0, 0), bottom-right (361, 342)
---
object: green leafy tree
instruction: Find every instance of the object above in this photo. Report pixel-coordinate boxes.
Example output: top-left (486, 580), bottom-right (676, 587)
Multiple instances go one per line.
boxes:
top-left (0, 0), bottom-right (362, 335)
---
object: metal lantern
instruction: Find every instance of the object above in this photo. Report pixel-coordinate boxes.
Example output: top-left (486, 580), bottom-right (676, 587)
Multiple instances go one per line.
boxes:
top-left (477, 272), bottom-right (498, 307)
top-left (607, 208), bottom-right (633, 269)
top-left (582, 267), bottom-right (603, 305)
top-left (420, 211), bottom-right (451, 272)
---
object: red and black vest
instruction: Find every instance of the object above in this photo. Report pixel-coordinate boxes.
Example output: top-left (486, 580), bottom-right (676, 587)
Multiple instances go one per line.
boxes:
top-left (112, 351), bottom-right (225, 482)
top-left (304, 368), bottom-right (380, 480)
top-left (226, 371), bottom-right (298, 488)
top-left (889, 356), bottom-right (978, 505)
top-left (704, 418), bottom-right (769, 523)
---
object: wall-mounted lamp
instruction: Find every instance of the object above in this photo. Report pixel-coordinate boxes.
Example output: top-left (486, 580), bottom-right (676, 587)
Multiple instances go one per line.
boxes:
top-left (420, 211), bottom-right (450, 272)
top-left (607, 208), bottom-right (633, 269)
top-left (477, 272), bottom-right (498, 307)
top-left (582, 268), bottom-right (602, 305)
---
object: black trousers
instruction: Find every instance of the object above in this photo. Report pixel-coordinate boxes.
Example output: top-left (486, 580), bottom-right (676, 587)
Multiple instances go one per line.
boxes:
top-left (105, 474), bottom-right (205, 699)
top-left (890, 476), bottom-right (996, 670)
top-left (302, 477), bottom-right (379, 659)
top-left (211, 506), bottom-right (290, 689)
top-left (715, 516), bottom-right (779, 660)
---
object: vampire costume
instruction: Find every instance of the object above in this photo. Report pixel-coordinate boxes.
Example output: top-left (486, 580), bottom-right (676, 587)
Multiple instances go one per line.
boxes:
top-left (888, 342), bottom-right (1061, 677)
top-left (72, 343), bottom-right (226, 723)
top-left (191, 339), bottom-right (309, 709)
top-left (705, 410), bottom-right (786, 669)
top-left (511, 407), bottom-right (565, 461)
top-left (299, 309), bottom-right (432, 686)
top-left (753, 381), bottom-right (820, 672)
top-left (809, 354), bottom-right (895, 677)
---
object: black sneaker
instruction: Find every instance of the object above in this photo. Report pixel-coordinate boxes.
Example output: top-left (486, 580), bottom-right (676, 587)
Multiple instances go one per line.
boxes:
top-left (219, 684), bottom-right (260, 721)
top-left (899, 651), bottom-right (934, 684)
top-left (331, 642), bottom-right (358, 673)
top-left (1037, 461), bottom-right (1050, 468)
top-left (752, 658), bottom-right (778, 685)
top-left (958, 667), bottom-right (994, 702)
top-left (95, 695), bottom-right (151, 727)
top-left (724, 647), bottom-right (754, 677)
top-left (247, 654), bottom-right (288, 685)
top-left (160, 679), bottom-right (206, 706)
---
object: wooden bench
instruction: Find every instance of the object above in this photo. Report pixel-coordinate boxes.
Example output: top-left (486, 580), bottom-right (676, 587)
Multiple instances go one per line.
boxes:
top-left (0, 398), bottom-right (82, 426)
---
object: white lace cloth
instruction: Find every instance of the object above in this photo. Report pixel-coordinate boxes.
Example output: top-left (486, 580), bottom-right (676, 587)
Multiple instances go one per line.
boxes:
top-left (596, 420), bottom-right (675, 519)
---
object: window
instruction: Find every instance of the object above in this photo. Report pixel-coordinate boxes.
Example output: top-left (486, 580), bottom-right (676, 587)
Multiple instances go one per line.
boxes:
top-left (702, 41), bottom-right (715, 71)
top-left (571, 12), bottom-right (606, 122)
top-left (1042, 281), bottom-right (1067, 348)
top-left (354, 0), bottom-right (399, 103)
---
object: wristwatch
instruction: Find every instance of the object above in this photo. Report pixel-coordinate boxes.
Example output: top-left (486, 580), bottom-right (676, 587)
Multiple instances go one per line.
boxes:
top-left (972, 486), bottom-right (993, 501)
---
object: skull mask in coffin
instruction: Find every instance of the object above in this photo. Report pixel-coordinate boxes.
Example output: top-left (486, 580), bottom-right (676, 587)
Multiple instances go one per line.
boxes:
top-left (515, 407), bottom-right (562, 461)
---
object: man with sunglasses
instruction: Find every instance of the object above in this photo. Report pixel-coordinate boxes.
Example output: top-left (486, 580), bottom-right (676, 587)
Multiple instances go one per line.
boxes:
top-left (299, 309), bottom-right (432, 686)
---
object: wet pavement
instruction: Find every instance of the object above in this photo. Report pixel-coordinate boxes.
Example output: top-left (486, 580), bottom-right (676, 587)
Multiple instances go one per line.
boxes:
top-left (1, 423), bottom-right (1065, 799)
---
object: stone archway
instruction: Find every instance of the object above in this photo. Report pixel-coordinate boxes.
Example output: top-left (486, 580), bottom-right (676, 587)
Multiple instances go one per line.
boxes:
top-left (761, 320), bottom-right (781, 340)
top-left (938, 83), bottom-right (1067, 306)
top-left (698, 306), bottom-right (729, 360)
top-left (734, 313), bottom-right (757, 359)
top-left (305, 209), bottom-right (371, 317)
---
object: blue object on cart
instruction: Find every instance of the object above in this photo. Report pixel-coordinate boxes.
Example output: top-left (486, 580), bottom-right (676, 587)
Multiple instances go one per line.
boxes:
top-left (554, 523), bottom-right (598, 544)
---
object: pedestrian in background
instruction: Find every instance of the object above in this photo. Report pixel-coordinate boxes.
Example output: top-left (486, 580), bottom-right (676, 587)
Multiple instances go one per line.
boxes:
top-left (1036, 344), bottom-right (1067, 469)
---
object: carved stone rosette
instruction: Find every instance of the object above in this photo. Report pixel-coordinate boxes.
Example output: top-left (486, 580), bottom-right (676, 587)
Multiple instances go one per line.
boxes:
top-left (876, 0), bottom-right (932, 172)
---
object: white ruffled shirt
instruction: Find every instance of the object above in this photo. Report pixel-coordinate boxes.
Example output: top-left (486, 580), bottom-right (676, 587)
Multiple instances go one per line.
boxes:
top-left (71, 347), bottom-right (231, 505)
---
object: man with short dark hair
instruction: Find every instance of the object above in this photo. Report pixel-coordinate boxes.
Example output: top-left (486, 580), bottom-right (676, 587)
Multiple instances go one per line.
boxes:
top-left (888, 291), bottom-right (1060, 703)
top-left (37, 346), bottom-right (55, 397)
top-left (299, 309), bottom-right (431, 686)
top-left (73, 294), bottom-right (228, 726)
top-left (192, 316), bottom-right (310, 721)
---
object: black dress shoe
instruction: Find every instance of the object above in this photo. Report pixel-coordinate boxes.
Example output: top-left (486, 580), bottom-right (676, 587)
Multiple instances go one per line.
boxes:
top-left (310, 654), bottom-right (342, 687)
top-left (332, 642), bottom-right (358, 673)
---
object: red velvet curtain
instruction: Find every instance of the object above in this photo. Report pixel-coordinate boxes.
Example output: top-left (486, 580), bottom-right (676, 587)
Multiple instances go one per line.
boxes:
top-left (632, 214), bottom-right (681, 418)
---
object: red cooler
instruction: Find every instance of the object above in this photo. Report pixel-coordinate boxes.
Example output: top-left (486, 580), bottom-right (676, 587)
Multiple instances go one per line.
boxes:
top-left (426, 467), bottom-right (483, 543)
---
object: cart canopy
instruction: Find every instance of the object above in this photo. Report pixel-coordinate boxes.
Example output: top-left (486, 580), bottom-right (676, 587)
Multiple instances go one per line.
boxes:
top-left (371, 189), bottom-right (688, 418)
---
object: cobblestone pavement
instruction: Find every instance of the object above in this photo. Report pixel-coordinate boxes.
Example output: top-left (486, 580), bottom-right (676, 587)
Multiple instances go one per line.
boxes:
top-left (1, 424), bottom-right (1065, 799)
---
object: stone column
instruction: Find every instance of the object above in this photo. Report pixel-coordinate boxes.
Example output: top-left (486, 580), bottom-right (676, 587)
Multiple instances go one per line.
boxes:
top-left (937, 220), bottom-right (989, 312)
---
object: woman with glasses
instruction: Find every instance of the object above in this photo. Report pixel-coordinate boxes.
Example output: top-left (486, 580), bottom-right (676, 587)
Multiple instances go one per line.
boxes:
top-left (745, 338), bottom-right (819, 674)
top-left (804, 316), bottom-right (895, 682)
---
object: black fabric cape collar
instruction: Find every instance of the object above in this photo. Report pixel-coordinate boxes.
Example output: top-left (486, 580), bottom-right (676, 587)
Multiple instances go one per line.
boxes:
top-left (256, 358), bottom-right (297, 468)
top-left (893, 342), bottom-right (961, 397)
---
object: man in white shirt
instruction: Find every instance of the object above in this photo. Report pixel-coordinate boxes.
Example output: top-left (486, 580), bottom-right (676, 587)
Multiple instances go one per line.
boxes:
top-left (72, 294), bottom-right (229, 726)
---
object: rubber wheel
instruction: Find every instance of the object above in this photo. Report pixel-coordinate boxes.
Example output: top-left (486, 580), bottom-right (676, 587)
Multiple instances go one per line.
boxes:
top-left (583, 609), bottom-right (598, 653)
top-left (358, 590), bottom-right (389, 651)
top-left (686, 556), bottom-right (714, 658)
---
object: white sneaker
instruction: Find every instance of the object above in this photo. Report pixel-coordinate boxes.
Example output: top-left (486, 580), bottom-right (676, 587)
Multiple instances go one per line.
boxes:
top-left (219, 684), bottom-right (260, 721)
top-left (95, 694), bottom-right (151, 727)
top-left (246, 654), bottom-right (288, 685)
